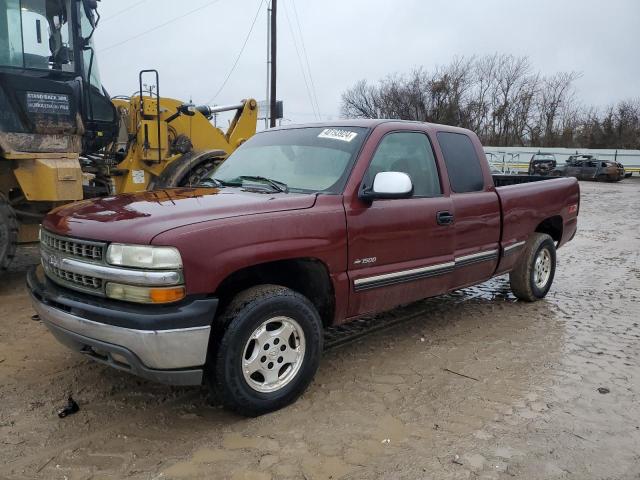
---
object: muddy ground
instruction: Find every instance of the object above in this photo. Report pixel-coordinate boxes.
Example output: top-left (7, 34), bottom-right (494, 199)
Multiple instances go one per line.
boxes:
top-left (1, 180), bottom-right (639, 480)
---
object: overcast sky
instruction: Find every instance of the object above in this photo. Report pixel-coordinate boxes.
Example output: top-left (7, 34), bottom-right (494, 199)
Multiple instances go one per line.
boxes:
top-left (93, 0), bottom-right (639, 127)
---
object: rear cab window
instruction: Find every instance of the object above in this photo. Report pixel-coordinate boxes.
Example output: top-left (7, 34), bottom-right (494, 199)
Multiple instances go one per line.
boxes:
top-left (436, 132), bottom-right (485, 193)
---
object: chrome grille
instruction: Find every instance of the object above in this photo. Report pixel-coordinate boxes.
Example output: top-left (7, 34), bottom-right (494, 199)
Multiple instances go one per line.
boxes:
top-left (48, 265), bottom-right (103, 290)
top-left (40, 230), bottom-right (108, 295)
top-left (41, 230), bottom-right (104, 261)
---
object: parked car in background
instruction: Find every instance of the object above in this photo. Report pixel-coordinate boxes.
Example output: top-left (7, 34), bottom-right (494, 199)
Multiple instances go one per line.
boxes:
top-left (528, 153), bottom-right (557, 176)
top-left (555, 155), bottom-right (625, 182)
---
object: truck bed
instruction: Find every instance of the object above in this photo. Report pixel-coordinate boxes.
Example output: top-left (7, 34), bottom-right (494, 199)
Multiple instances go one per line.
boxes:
top-left (492, 174), bottom-right (557, 187)
top-left (494, 176), bottom-right (580, 249)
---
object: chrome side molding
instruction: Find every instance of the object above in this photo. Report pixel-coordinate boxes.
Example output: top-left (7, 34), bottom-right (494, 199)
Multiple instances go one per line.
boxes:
top-left (503, 240), bottom-right (526, 255)
top-left (353, 247), bottom-right (505, 291)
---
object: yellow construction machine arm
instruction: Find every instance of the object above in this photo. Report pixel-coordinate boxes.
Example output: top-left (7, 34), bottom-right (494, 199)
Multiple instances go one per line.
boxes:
top-left (109, 97), bottom-right (258, 194)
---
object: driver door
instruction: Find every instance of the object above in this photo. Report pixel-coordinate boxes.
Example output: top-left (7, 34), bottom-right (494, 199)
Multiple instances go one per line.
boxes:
top-left (580, 161), bottom-right (598, 180)
top-left (345, 131), bottom-right (455, 317)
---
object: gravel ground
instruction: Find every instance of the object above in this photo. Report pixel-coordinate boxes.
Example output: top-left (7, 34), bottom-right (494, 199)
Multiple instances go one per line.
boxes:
top-left (1, 180), bottom-right (639, 480)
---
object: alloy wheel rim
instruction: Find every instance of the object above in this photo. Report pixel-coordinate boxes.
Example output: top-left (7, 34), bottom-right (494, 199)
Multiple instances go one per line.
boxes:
top-left (241, 316), bottom-right (306, 393)
top-left (534, 248), bottom-right (552, 289)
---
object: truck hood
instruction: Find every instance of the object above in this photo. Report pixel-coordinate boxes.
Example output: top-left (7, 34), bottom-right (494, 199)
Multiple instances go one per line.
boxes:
top-left (43, 187), bottom-right (317, 244)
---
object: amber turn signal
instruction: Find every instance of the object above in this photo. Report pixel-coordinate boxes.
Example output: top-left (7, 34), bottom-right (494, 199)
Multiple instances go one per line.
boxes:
top-left (149, 286), bottom-right (186, 303)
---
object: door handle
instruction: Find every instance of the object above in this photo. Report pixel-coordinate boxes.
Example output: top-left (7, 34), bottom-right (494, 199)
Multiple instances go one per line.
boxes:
top-left (436, 211), bottom-right (454, 225)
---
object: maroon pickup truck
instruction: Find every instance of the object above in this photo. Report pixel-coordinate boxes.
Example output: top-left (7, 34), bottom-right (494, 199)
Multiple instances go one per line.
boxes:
top-left (28, 120), bottom-right (579, 415)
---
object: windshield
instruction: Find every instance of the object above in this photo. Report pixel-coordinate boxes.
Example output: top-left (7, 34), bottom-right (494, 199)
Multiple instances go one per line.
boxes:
top-left (211, 127), bottom-right (369, 194)
top-left (0, 0), bottom-right (75, 72)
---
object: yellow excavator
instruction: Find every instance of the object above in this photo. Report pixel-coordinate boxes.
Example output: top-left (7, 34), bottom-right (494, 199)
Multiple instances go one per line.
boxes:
top-left (0, 1), bottom-right (258, 274)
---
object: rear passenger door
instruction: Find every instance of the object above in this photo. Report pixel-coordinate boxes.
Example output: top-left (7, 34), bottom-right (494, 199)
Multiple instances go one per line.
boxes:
top-left (436, 132), bottom-right (501, 289)
top-left (345, 131), bottom-right (455, 317)
top-left (564, 161), bottom-right (579, 178)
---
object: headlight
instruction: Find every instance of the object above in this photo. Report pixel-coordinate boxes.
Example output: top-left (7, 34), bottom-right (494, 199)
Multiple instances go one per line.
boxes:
top-left (106, 283), bottom-right (186, 304)
top-left (106, 244), bottom-right (182, 269)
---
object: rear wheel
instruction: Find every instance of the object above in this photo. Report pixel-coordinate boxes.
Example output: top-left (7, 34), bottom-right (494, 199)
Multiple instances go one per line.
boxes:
top-left (209, 285), bottom-right (323, 416)
top-left (0, 194), bottom-right (18, 274)
top-left (509, 233), bottom-right (556, 302)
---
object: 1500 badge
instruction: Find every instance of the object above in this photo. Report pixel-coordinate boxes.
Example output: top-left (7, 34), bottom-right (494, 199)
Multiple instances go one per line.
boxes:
top-left (354, 257), bottom-right (377, 265)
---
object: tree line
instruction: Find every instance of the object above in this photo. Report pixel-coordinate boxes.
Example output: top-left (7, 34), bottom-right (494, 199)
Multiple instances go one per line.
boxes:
top-left (341, 54), bottom-right (640, 149)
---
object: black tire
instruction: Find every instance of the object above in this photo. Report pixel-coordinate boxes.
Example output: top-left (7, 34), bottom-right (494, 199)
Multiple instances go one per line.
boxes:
top-left (179, 159), bottom-right (222, 187)
top-left (509, 233), bottom-right (556, 302)
top-left (209, 285), bottom-right (323, 416)
top-left (147, 150), bottom-right (226, 190)
top-left (0, 194), bottom-right (18, 274)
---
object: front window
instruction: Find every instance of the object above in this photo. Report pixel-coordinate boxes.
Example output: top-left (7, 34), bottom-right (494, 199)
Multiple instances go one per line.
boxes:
top-left (0, 0), bottom-right (75, 72)
top-left (365, 132), bottom-right (441, 197)
top-left (211, 127), bottom-right (369, 194)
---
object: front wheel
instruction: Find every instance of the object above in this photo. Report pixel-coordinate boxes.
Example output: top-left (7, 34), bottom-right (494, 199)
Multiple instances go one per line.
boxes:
top-left (209, 285), bottom-right (323, 416)
top-left (509, 233), bottom-right (556, 302)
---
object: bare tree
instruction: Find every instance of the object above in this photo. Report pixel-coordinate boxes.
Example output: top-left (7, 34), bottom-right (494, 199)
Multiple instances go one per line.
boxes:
top-left (341, 79), bottom-right (381, 118)
top-left (340, 54), bottom-right (639, 149)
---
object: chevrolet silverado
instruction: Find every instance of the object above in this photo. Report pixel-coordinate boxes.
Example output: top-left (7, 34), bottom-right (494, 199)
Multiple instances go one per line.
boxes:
top-left (28, 120), bottom-right (580, 415)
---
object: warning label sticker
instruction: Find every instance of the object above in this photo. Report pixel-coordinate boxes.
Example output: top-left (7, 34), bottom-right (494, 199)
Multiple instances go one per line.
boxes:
top-left (25, 92), bottom-right (70, 115)
top-left (318, 128), bottom-right (358, 142)
top-left (132, 170), bottom-right (145, 184)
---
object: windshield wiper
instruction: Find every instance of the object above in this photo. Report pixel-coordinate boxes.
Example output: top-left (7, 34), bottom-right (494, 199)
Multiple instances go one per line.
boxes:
top-left (237, 176), bottom-right (289, 193)
top-left (214, 178), bottom-right (244, 187)
top-left (197, 178), bottom-right (221, 187)
top-left (198, 178), bottom-right (241, 188)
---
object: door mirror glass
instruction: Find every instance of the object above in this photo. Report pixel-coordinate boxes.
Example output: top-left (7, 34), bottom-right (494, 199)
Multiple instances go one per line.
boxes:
top-left (361, 171), bottom-right (413, 200)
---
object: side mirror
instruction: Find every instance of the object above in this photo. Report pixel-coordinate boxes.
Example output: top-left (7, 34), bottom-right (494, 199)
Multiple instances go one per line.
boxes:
top-left (359, 171), bottom-right (413, 201)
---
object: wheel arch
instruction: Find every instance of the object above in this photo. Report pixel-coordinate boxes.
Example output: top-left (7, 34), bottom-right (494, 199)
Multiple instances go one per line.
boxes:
top-left (214, 257), bottom-right (336, 328)
top-left (535, 215), bottom-right (563, 243)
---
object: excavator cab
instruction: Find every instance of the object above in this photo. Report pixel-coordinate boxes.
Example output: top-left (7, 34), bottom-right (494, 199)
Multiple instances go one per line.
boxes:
top-left (0, 0), bottom-right (117, 272)
top-left (0, 0), bottom-right (117, 153)
top-left (0, 1), bottom-right (258, 275)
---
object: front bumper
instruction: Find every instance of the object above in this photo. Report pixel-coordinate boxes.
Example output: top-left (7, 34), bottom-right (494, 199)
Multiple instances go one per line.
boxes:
top-left (28, 266), bottom-right (218, 386)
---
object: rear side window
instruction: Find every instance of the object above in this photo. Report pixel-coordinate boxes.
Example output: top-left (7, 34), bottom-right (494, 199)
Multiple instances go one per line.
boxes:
top-left (437, 132), bottom-right (485, 193)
